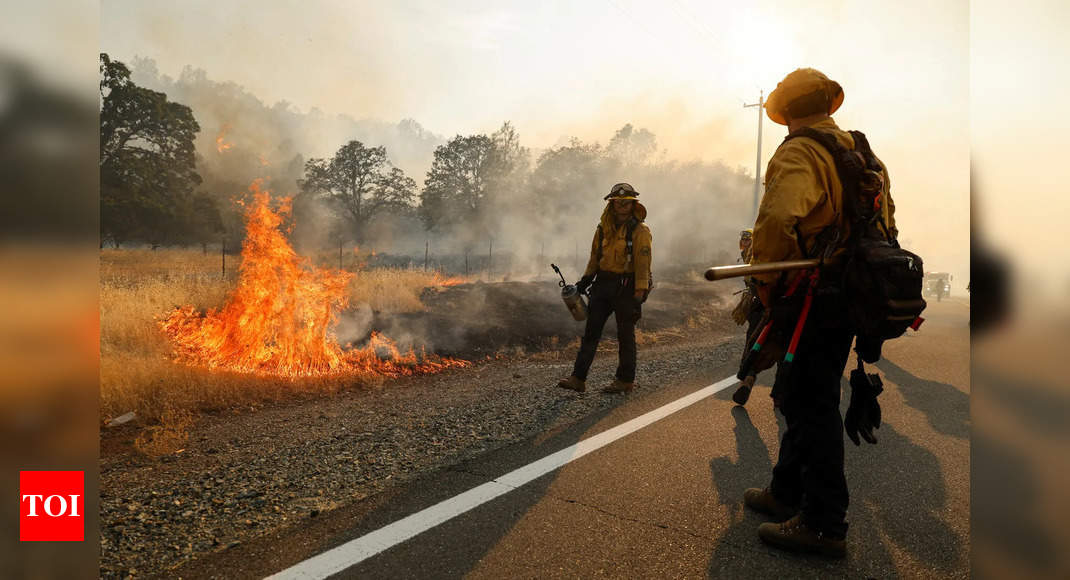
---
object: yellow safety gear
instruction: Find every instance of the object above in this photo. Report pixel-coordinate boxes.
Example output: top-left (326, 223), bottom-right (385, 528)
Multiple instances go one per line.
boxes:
top-left (765, 68), bottom-right (844, 126)
top-left (583, 200), bottom-right (653, 290)
top-left (751, 118), bottom-right (896, 284)
top-left (604, 182), bottom-right (640, 201)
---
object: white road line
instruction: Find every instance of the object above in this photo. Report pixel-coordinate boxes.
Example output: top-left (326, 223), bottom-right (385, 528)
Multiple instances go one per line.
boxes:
top-left (267, 375), bottom-right (740, 580)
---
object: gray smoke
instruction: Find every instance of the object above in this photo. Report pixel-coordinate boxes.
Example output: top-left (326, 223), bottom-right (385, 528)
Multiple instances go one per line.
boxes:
top-left (126, 58), bottom-right (756, 278)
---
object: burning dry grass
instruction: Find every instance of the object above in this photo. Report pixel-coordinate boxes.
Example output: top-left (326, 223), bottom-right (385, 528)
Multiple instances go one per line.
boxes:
top-left (157, 186), bottom-right (469, 378)
top-left (100, 247), bottom-right (466, 453)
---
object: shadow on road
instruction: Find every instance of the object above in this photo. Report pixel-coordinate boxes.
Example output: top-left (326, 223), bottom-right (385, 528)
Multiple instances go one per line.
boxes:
top-left (703, 379), bottom-right (966, 577)
top-left (709, 406), bottom-right (775, 522)
top-left (705, 405), bottom-right (778, 577)
top-left (876, 358), bottom-right (969, 439)
top-left (704, 405), bottom-right (887, 578)
top-left (847, 422), bottom-right (966, 576)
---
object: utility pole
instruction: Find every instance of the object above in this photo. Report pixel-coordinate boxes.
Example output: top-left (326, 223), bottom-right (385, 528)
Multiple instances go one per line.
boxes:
top-left (743, 89), bottom-right (764, 222)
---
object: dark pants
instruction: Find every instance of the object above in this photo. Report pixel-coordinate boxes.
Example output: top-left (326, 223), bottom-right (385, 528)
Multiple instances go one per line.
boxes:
top-left (572, 273), bottom-right (638, 382)
top-left (769, 296), bottom-right (854, 538)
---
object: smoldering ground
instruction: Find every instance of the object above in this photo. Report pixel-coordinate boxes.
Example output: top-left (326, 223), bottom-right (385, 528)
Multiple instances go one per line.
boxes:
top-left (330, 277), bottom-right (737, 358)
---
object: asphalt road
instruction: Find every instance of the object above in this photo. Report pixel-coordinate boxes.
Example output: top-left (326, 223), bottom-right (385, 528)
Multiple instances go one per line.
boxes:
top-left (216, 299), bottom-right (971, 579)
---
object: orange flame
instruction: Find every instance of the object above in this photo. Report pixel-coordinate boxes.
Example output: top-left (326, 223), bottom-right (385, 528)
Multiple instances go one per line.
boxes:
top-left (216, 124), bottom-right (233, 153)
top-left (432, 273), bottom-right (467, 287)
top-left (160, 180), bottom-right (468, 378)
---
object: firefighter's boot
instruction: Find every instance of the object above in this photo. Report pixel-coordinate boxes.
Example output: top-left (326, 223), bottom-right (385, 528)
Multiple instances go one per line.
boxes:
top-left (758, 514), bottom-right (847, 558)
top-left (602, 379), bottom-right (635, 394)
top-left (743, 487), bottom-right (797, 521)
top-left (557, 376), bottom-right (586, 393)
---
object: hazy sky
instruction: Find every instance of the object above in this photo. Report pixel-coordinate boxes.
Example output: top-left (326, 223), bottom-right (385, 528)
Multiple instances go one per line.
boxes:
top-left (101, 0), bottom-right (970, 281)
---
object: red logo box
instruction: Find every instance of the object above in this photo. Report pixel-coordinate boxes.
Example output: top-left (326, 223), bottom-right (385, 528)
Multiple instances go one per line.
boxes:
top-left (20, 471), bottom-right (85, 541)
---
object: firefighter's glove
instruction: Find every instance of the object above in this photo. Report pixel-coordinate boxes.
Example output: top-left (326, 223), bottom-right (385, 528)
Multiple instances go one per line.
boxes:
top-left (845, 369), bottom-right (883, 446)
top-left (855, 335), bottom-right (883, 364)
top-left (576, 275), bottom-right (594, 296)
top-left (632, 289), bottom-right (649, 322)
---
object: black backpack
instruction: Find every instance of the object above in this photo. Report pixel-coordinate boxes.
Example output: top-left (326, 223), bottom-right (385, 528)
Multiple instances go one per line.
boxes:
top-left (783, 128), bottom-right (927, 362)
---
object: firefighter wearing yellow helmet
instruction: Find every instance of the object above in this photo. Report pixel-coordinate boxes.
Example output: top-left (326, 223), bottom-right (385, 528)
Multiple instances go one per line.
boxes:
top-left (557, 182), bottom-right (653, 394)
top-left (742, 68), bottom-right (897, 558)
top-left (739, 228), bottom-right (754, 263)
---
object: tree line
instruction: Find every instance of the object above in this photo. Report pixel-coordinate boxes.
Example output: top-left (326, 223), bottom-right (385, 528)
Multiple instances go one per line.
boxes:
top-left (101, 53), bottom-right (752, 254)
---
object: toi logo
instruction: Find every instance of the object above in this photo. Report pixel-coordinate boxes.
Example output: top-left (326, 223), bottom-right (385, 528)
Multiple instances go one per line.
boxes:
top-left (20, 471), bottom-right (84, 541)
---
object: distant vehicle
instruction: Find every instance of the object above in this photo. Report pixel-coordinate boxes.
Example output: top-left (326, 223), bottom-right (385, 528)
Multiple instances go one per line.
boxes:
top-left (924, 272), bottom-right (952, 301)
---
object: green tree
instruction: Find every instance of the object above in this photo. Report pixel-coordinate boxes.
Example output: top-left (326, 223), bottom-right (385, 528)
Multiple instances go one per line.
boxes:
top-left (485, 122), bottom-right (530, 209)
top-left (529, 139), bottom-right (608, 232)
top-left (298, 140), bottom-right (416, 243)
top-left (420, 134), bottom-right (493, 231)
top-left (607, 123), bottom-right (658, 166)
top-left (420, 122), bottom-right (529, 233)
top-left (99, 53), bottom-right (201, 247)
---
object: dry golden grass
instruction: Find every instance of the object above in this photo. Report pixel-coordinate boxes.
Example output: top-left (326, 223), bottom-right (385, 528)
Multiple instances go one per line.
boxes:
top-left (349, 269), bottom-right (460, 313)
top-left (100, 248), bottom-right (458, 452)
top-left (133, 406), bottom-right (192, 457)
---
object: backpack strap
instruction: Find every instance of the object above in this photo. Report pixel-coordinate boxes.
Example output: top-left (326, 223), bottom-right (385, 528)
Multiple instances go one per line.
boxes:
top-left (848, 131), bottom-right (881, 172)
top-left (595, 217), bottom-right (641, 266)
top-left (848, 130), bottom-right (895, 242)
top-left (595, 224), bottom-right (604, 265)
top-left (625, 216), bottom-right (638, 262)
top-left (781, 127), bottom-right (884, 245)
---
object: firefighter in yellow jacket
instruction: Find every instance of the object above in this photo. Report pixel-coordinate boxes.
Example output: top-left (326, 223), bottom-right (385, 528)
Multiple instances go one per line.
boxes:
top-left (557, 183), bottom-right (653, 394)
top-left (741, 68), bottom-right (896, 558)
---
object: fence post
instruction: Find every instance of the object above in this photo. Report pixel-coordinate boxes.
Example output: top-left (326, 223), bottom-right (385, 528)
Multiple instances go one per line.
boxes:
top-left (221, 238), bottom-right (226, 279)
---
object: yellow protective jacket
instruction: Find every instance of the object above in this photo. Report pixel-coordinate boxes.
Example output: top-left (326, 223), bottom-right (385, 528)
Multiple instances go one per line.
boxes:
top-left (582, 201), bottom-right (653, 290)
top-left (752, 118), bottom-right (896, 285)
top-left (740, 244), bottom-right (753, 264)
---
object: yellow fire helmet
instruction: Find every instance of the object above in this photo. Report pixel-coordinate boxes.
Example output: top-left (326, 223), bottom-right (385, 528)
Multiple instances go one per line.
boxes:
top-left (765, 68), bottom-right (844, 126)
top-left (740, 228), bottom-right (753, 240)
top-left (604, 182), bottom-right (640, 201)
